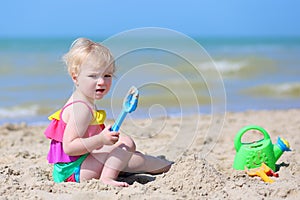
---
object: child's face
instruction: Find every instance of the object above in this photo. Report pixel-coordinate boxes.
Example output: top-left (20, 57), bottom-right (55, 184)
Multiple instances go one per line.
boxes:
top-left (74, 59), bottom-right (113, 102)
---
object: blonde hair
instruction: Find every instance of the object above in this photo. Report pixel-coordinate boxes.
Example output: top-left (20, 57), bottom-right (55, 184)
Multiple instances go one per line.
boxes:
top-left (63, 38), bottom-right (115, 76)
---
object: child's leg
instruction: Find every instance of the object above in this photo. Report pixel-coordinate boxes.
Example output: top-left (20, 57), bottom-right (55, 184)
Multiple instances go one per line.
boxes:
top-left (79, 134), bottom-right (135, 187)
top-left (99, 134), bottom-right (136, 187)
top-left (80, 134), bottom-right (171, 186)
top-left (124, 151), bottom-right (172, 174)
top-left (80, 152), bottom-right (107, 181)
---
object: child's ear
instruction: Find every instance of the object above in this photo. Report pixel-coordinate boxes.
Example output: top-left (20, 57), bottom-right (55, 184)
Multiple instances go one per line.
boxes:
top-left (72, 72), bottom-right (78, 85)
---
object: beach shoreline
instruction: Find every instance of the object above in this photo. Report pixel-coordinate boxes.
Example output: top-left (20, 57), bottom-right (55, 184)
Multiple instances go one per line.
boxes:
top-left (0, 109), bottom-right (299, 199)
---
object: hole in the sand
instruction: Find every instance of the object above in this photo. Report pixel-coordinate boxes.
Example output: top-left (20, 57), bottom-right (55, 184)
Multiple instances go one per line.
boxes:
top-left (276, 162), bottom-right (290, 171)
top-left (118, 173), bottom-right (156, 185)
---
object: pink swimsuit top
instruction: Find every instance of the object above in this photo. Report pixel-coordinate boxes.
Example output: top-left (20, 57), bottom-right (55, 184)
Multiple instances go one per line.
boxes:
top-left (44, 101), bottom-right (106, 164)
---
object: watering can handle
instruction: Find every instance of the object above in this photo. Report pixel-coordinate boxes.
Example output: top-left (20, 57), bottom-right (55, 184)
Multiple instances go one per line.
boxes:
top-left (234, 125), bottom-right (271, 151)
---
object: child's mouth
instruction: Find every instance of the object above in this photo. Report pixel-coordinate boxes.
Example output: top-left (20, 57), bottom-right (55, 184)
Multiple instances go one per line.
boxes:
top-left (96, 89), bottom-right (105, 93)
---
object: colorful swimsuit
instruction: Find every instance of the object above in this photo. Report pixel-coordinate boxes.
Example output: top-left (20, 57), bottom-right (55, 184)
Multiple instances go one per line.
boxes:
top-left (44, 101), bottom-right (106, 183)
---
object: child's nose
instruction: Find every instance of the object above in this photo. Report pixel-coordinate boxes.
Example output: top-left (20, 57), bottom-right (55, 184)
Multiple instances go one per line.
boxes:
top-left (97, 77), bottom-right (105, 84)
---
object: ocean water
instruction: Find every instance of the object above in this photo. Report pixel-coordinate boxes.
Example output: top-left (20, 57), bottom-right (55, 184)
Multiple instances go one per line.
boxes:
top-left (1, 37), bottom-right (300, 125)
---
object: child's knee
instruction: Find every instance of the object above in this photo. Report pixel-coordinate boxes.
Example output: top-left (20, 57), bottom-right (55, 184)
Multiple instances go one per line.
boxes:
top-left (120, 135), bottom-right (136, 152)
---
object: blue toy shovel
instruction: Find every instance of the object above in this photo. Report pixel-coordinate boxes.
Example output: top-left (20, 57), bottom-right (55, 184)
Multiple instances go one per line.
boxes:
top-left (110, 86), bottom-right (139, 131)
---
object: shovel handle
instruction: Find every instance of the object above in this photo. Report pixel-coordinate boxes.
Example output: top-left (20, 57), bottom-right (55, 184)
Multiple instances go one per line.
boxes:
top-left (111, 111), bottom-right (127, 132)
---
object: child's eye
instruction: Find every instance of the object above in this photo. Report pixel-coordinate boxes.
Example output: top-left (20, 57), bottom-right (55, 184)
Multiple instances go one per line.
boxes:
top-left (88, 74), bottom-right (97, 78)
top-left (104, 74), bottom-right (112, 78)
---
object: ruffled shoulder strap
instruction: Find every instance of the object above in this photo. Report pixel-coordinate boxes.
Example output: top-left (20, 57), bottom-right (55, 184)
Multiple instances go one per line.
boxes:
top-left (48, 110), bottom-right (61, 120)
top-left (91, 110), bottom-right (106, 125)
top-left (44, 101), bottom-right (98, 141)
top-left (48, 100), bottom-right (95, 120)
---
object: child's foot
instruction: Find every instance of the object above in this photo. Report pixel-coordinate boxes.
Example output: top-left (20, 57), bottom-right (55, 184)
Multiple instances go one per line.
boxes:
top-left (100, 177), bottom-right (129, 187)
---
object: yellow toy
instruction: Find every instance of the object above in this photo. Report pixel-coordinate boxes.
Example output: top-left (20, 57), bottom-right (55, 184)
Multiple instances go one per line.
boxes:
top-left (246, 163), bottom-right (279, 183)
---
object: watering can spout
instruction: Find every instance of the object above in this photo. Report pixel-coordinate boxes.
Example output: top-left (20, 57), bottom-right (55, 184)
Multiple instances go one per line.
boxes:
top-left (273, 137), bottom-right (291, 162)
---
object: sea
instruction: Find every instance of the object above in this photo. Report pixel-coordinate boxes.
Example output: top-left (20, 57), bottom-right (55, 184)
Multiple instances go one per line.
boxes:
top-left (1, 36), bottom-right (300, 125)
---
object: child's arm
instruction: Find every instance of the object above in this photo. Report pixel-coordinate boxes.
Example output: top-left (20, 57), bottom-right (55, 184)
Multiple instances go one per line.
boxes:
top-left (62, 102), bottom-right (119, 156)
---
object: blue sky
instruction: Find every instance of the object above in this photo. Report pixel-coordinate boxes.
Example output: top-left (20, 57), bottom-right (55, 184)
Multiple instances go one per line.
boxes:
top-left (0, 0), bottom-right (299, 38)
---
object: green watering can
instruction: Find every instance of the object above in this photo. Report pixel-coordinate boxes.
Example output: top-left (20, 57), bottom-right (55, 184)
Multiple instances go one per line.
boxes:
top-left (233, 125), bottom-right (291, 171)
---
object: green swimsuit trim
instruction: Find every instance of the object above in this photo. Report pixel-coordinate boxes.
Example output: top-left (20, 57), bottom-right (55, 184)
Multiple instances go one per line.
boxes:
top-left (52, 154), bottom-right (88, 183)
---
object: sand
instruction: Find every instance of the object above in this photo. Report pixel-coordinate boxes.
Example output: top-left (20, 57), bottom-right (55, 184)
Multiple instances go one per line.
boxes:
top-left (0, 109), bottom-right (299, 200)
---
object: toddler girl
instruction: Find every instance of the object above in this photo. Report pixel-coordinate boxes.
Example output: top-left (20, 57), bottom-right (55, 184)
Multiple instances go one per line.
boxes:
top-left (44, 38), bottom-right (171, 187)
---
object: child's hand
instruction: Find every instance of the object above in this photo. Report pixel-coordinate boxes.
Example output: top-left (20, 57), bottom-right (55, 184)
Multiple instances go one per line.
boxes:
top-left (99, 125), bottom-right (120, 145)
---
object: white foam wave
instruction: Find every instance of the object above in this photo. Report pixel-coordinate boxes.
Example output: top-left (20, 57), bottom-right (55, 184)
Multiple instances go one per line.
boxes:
top-left (244, 82), bottom-right (300, 98)
top-left (0, 105), bottom-right (39, 119)
top-left (199, 60), bottom-right (247, 73)
top-left (277, 83), bottom-right (300, 91)
top-left (271, 83), bottom-right (300, 96)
